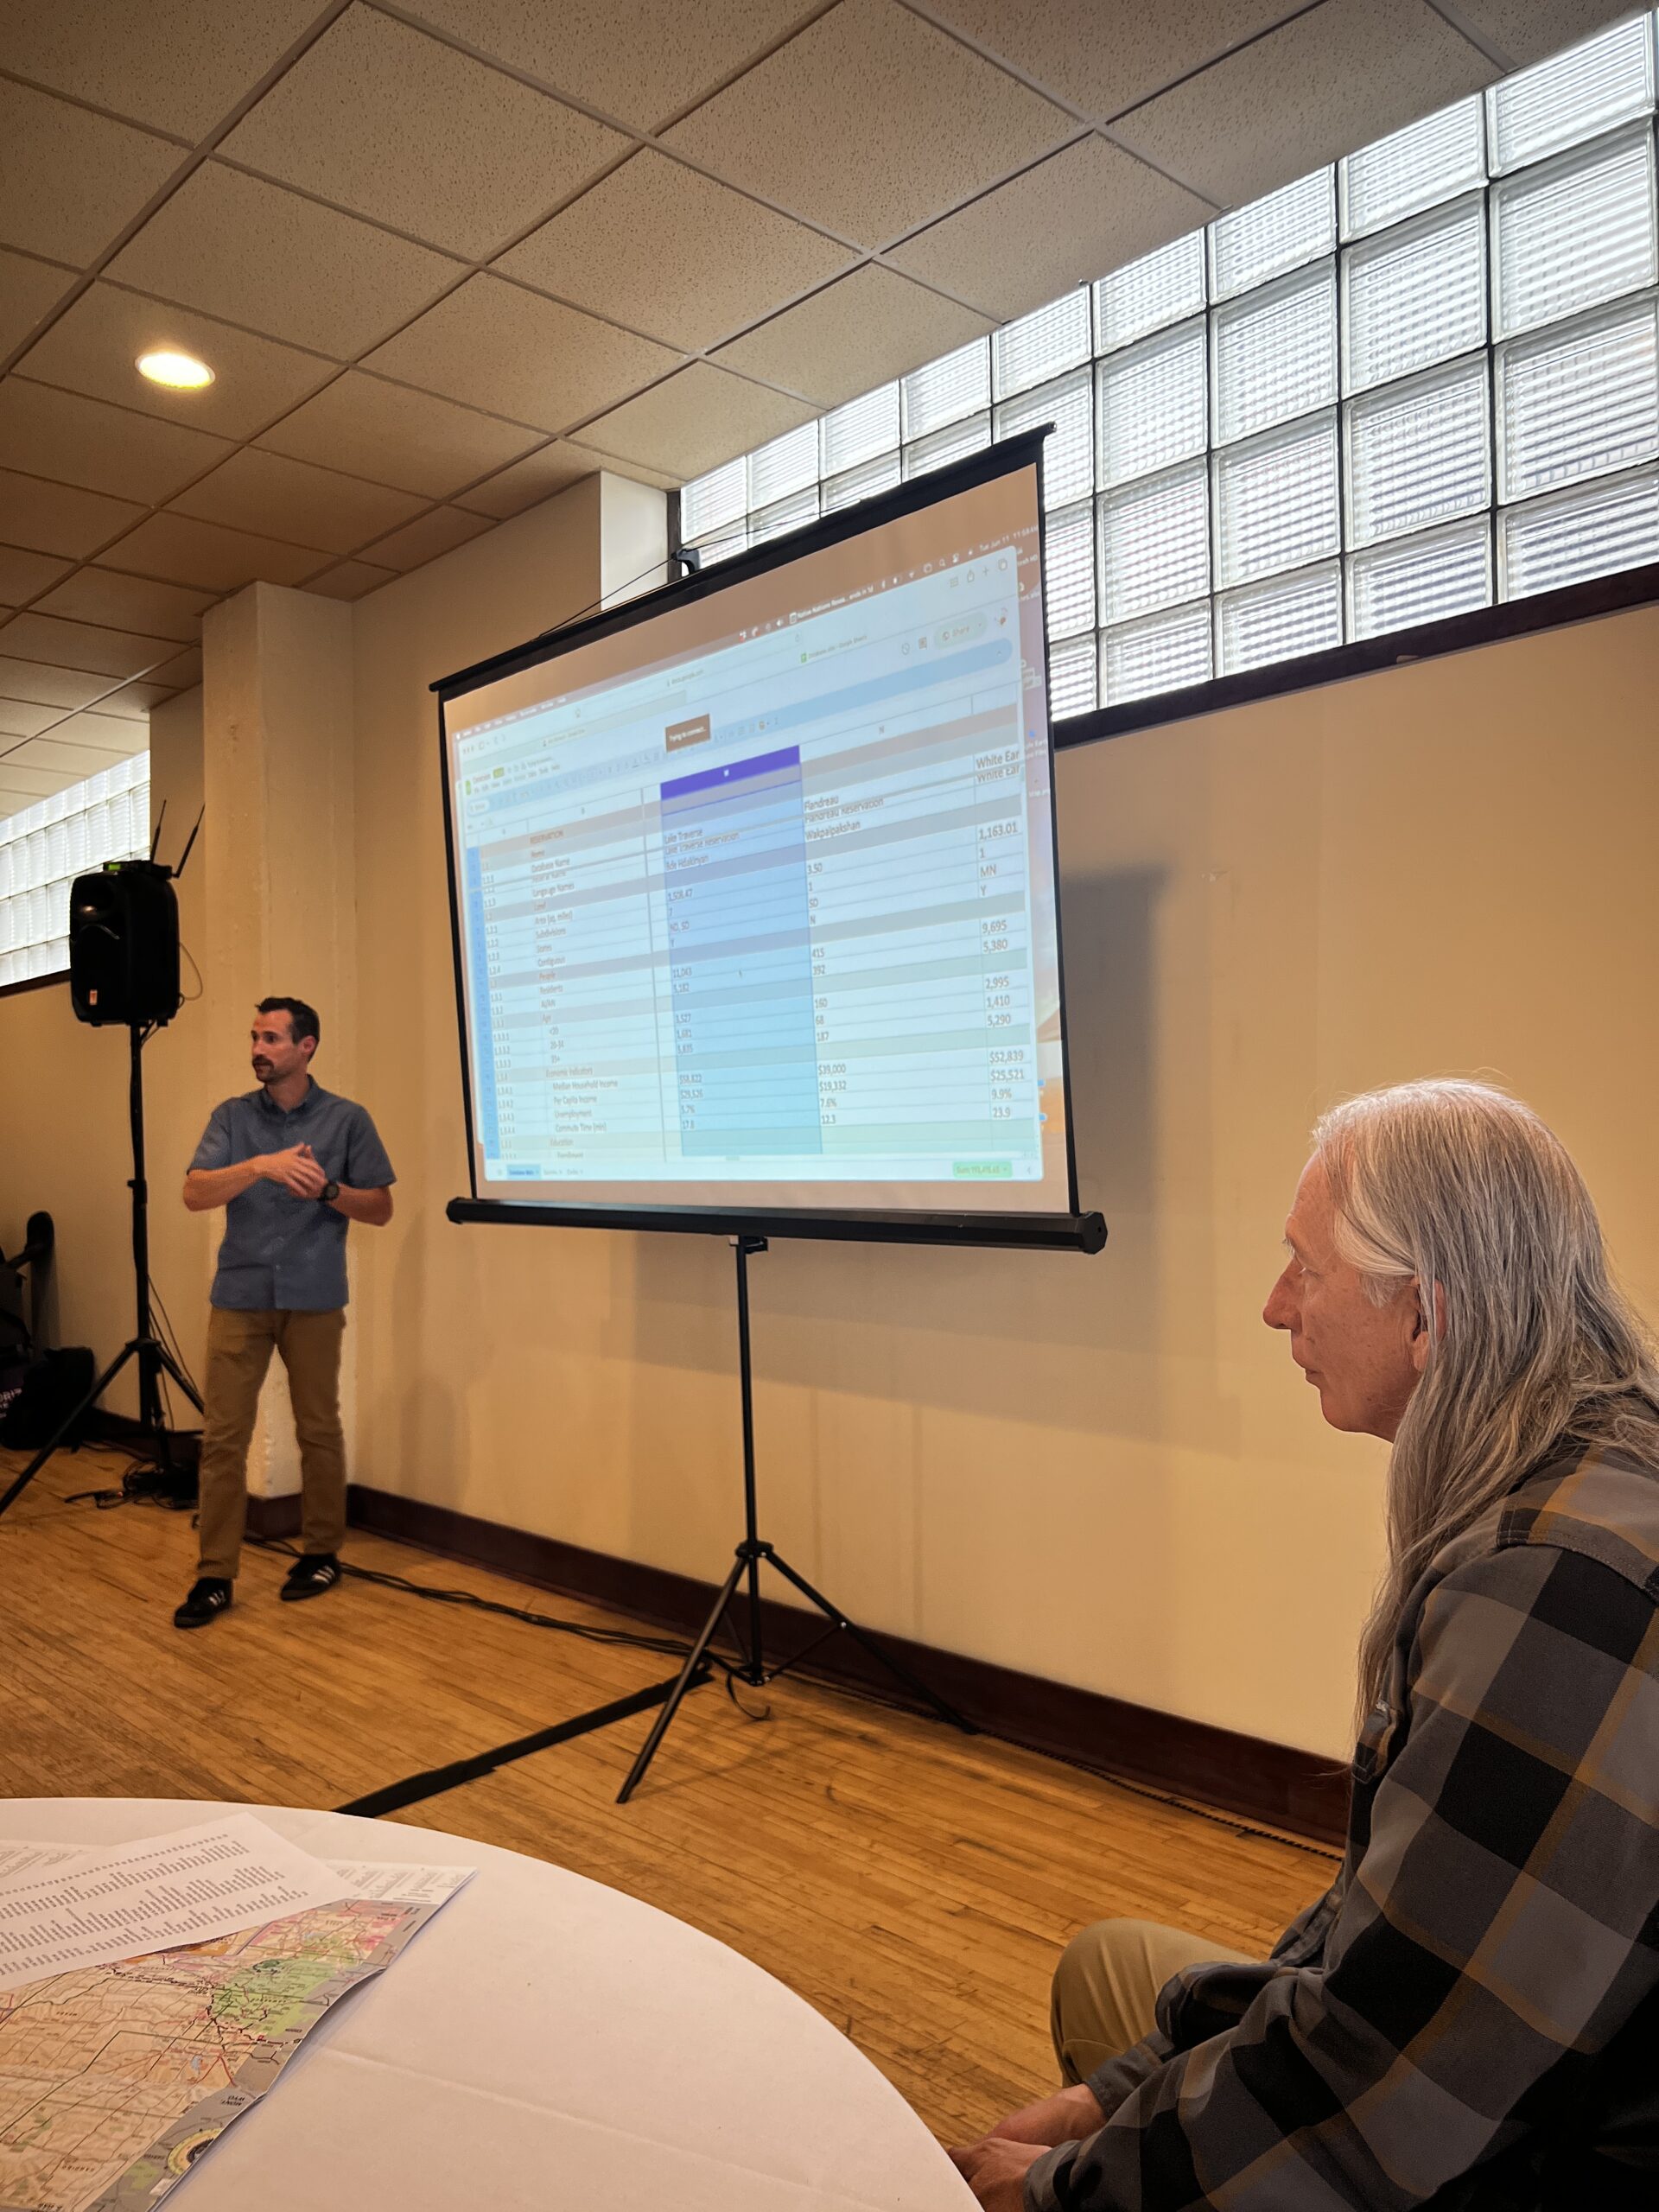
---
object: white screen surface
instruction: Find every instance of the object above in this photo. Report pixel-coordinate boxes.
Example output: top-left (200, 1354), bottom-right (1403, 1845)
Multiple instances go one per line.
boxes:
top-left (442, 461), bottom-right (1073, 1217)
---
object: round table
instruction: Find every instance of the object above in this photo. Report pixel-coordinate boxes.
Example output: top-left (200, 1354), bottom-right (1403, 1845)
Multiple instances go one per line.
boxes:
top-left (1, 1798), bottom-right (973, 2210)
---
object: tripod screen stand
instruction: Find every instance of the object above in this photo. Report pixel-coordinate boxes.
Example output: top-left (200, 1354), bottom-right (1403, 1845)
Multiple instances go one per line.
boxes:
top-left (616, 1235), bottom-right (974, 1803)
top-left (0, 1023), bottom-right (200, 1520)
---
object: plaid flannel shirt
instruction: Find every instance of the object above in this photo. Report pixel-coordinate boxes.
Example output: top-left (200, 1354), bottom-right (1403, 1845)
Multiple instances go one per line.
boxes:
top-left (1028, 1446), bottom-right (1659, 2212)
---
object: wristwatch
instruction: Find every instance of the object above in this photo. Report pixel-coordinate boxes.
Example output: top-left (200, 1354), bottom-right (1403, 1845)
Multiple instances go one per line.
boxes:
top-left (318, 1180), bottom-right (340, 1204)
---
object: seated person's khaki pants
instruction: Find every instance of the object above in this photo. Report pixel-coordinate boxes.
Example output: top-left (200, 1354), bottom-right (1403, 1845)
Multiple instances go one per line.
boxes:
top-left (1051, 1920), bottom-right (1254, 2086)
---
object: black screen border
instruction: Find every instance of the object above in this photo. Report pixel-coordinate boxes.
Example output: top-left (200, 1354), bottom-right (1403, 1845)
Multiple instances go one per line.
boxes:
top-left (435, 432), bottom-right (1103, 1254)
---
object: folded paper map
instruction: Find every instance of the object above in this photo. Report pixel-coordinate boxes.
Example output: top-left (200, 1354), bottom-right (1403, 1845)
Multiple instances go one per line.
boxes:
top-left (0, 1827), bottom-right (473, 2212)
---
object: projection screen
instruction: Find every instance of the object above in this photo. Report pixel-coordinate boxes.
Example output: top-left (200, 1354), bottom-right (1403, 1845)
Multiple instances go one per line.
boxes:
top-left (437, 435), bottom-right (1097, 1249)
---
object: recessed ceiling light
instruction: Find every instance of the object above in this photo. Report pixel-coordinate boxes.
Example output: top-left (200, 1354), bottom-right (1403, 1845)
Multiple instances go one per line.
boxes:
top-left (137, 349), bottom-right (214, 390)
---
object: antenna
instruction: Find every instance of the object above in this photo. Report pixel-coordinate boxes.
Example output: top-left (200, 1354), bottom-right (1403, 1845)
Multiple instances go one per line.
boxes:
top-left (149, 798), bottom-right (167, 862)
top-left (172, 805), bottom-right (204, 880)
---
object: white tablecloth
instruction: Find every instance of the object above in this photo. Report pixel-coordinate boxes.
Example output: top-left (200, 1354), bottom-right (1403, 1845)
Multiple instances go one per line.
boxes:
top-left (1, 1798), bottom-right (974, 2210)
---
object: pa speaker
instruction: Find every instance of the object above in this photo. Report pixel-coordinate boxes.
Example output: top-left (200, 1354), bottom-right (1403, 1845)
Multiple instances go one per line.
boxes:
top-left (69, 861), bottom-right (180, 1027)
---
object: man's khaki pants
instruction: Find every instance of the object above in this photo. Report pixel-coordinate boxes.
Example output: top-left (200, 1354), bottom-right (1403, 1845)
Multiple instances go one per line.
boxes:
top-left (1051, 1920), bottom-right (1254, 2084)
top-left (196, 1306), bottom-right (346, 1580)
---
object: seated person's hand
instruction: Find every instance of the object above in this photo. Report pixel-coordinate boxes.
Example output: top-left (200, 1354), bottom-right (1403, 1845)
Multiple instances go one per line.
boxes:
top-left (948, 2135), bottom-right (1046, 2209)
top-left (948, 2087), bottom-right (1104, 2208)
top-left (987, 2082), bottom-right (1104, 2146)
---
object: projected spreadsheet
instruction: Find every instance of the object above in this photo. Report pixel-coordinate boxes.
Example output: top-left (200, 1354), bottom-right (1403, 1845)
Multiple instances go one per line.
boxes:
top-left (453, 556), bottom-right (1044, 1185)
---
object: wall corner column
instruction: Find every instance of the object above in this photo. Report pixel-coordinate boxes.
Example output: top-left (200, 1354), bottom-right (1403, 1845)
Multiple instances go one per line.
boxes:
top-left (200, 583), bottom-right (357, 1509)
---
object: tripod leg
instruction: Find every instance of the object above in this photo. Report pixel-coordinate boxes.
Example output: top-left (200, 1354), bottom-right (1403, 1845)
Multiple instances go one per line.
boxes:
top-left (153, 1342), bottom-right (204, 1415)
top-left (763, 1550), bottom-right (977, 1736)
top-left (0, 1343), bottom-right (137, 1519)
top-left (616, 1554), bottom-right (747, 1805)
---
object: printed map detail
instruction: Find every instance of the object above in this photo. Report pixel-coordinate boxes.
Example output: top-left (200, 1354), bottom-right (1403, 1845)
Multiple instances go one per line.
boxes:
top-left (0, 1863), bottom-right (470, 2212)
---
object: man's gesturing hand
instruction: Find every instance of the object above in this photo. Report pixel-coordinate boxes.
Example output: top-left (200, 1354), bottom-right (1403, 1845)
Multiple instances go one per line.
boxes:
top-left (948, 2136), bottom-right (1046, 2209)
top-left (262, 1144), bottom-right (327, 1198)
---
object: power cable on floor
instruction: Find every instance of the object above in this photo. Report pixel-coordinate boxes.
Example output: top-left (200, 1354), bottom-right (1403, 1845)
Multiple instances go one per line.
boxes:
top-left (246, 1532), bottom-right (765, 1713)
top-left (248, 1538), bottom-right (1335, 1853)
top-left (43, 1446), bottom-right (1344, 1852)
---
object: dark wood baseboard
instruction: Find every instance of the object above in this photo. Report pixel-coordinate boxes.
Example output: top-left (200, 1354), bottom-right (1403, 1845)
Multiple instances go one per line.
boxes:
top-left (247, 1494), bottom-right (301, 1539)
top-left (348, 1484), bottom-right (1351, 1847)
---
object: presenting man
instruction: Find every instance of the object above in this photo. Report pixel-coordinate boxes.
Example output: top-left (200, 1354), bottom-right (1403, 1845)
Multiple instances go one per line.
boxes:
top-left (174, 997), bottom-right (394, 1629)
top-left (952, 1079), bottom-right (1659, 2209)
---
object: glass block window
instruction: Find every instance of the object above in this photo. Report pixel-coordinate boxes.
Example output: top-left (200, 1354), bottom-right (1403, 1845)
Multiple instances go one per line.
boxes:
top-left (1341, 194), bottom-right (1486, 391)
top-left (0, 754), bottom-right (150, 986)
top-left (1211, 262), bottom-right (1338, 443)
top-left (680, 14), bottom-right (1659, 719)
top-left (1097, 318), bottom-right (1206, 486)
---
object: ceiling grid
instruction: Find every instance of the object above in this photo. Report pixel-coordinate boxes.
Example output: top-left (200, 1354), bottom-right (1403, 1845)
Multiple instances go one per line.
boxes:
top-left (0, 0), bottom-right (1630, 807)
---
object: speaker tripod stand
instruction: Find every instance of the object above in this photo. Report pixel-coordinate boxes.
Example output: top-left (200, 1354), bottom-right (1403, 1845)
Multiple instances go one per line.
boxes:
top-left (0, 1022), bottom-right (201, 1520)
top-left (615, 1235), bottom-right (975, 1803)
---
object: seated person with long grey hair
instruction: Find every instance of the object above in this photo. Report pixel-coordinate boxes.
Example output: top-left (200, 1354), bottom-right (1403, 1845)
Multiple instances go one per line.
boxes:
top-left (950, 1079), bottom-right (1659, 2211)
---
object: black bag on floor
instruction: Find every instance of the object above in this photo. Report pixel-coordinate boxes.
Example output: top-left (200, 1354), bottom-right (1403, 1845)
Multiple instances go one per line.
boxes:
top-left (0, 1346), bottom-right (95, 1449)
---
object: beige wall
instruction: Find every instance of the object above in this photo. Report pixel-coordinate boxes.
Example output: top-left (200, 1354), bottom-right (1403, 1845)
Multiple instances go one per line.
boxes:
top-left (0, 687), bottom-right (210, 1414)
top-left (345, 493), bottom-right (1659, 1761)
top-left (8, 470), bottom-right (1656, 1760)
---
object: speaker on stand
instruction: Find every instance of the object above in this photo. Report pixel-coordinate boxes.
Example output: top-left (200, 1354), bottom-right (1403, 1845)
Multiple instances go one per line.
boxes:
top-left (0, 817), bottom-right (204, 1520)
top-left (69, 859), bottom-right (182, 1027)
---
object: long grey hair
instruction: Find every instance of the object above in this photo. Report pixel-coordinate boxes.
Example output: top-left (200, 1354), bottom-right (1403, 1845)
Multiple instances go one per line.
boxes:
top-left (1313, 1079), bottom-right (1659, 1720)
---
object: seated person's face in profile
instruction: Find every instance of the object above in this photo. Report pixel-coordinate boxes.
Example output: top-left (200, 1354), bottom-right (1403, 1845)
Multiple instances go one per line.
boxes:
top-left (1262, 1159), bottom-right (1426, 1441)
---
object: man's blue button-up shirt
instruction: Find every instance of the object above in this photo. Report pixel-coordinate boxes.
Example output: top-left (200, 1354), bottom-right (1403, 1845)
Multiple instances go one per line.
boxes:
top-left (189, 1082), bottom-right (396, 1312)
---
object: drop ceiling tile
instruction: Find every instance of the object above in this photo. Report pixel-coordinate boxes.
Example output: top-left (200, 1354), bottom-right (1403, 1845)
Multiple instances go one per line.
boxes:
top-left (663, 0), bottom-right (1073, 247)
top-left (0, 613), bottom-right (175, 679)
top-left (8, 733), bottom-right (139, 777)
top-left (917, 0), bottom-right (1302, 122)
top-left (220, 9), bottom-right (626, 261)
top-left (576, 360), bottom-right (815, 479)
top-left (360, 506), bottom-right (496, 571)
top-left (889, 135), bottom-right (1211, 320)
top-left (0, 657), bottom-right (117, 708)
top-left (454, 442), bottom-right (599, 517)
top-left (712, 265), bottom-right (992, 406)
top-left (35, 569), bottom-right (216, 643)
top-left (148, 646), bottom-right (201, 690)
top-left (90, 678), bottom-right (168, 717)
top-left (0, 470), bottom-right (146, 560)
top-left (0, 249), bottom-right (78, 360)
top-left (18, 282), bottom-right (338, 439)
top-left (0, 546), bottom-right (73, 603)
top-left (499, 149), bottom-right (857, 352)
top-left (0, 0), bottom-right (327, 140)
top-left (168, 448), bottom-right (427, 554)
top-left (571, 449), bottom-right (678, 492)
top-left (0, 378), bottom-right (234, 505)
top-left (0, 766), bottom-right (64, 804)
top-left (1110, 0), bottom-right (1496, 209)
top-left (401, 0), bottom-right (813, 132)
top-left (99, 513), bottom-right (324, 592)
top-left (0, 697), bottom-right (61, 739)
top-left (1447, 1), bottom-right (1638, 67)
top-left (257, 370), bottom-right (543, 497)
top-left (107, 163), bottom-right (463, 357)
top-left (40, 709), bottom-right (146, 753)
top-left (302, 560), bottom-right (399, 601)
top-left (0, 79), bottom-right (185, 268)
top-left (364, 276), bottom-right (682, 435)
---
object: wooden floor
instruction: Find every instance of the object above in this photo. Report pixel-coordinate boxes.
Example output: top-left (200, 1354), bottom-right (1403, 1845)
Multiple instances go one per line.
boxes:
top-left (0, 1445), bottom-right (1337, 2144)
